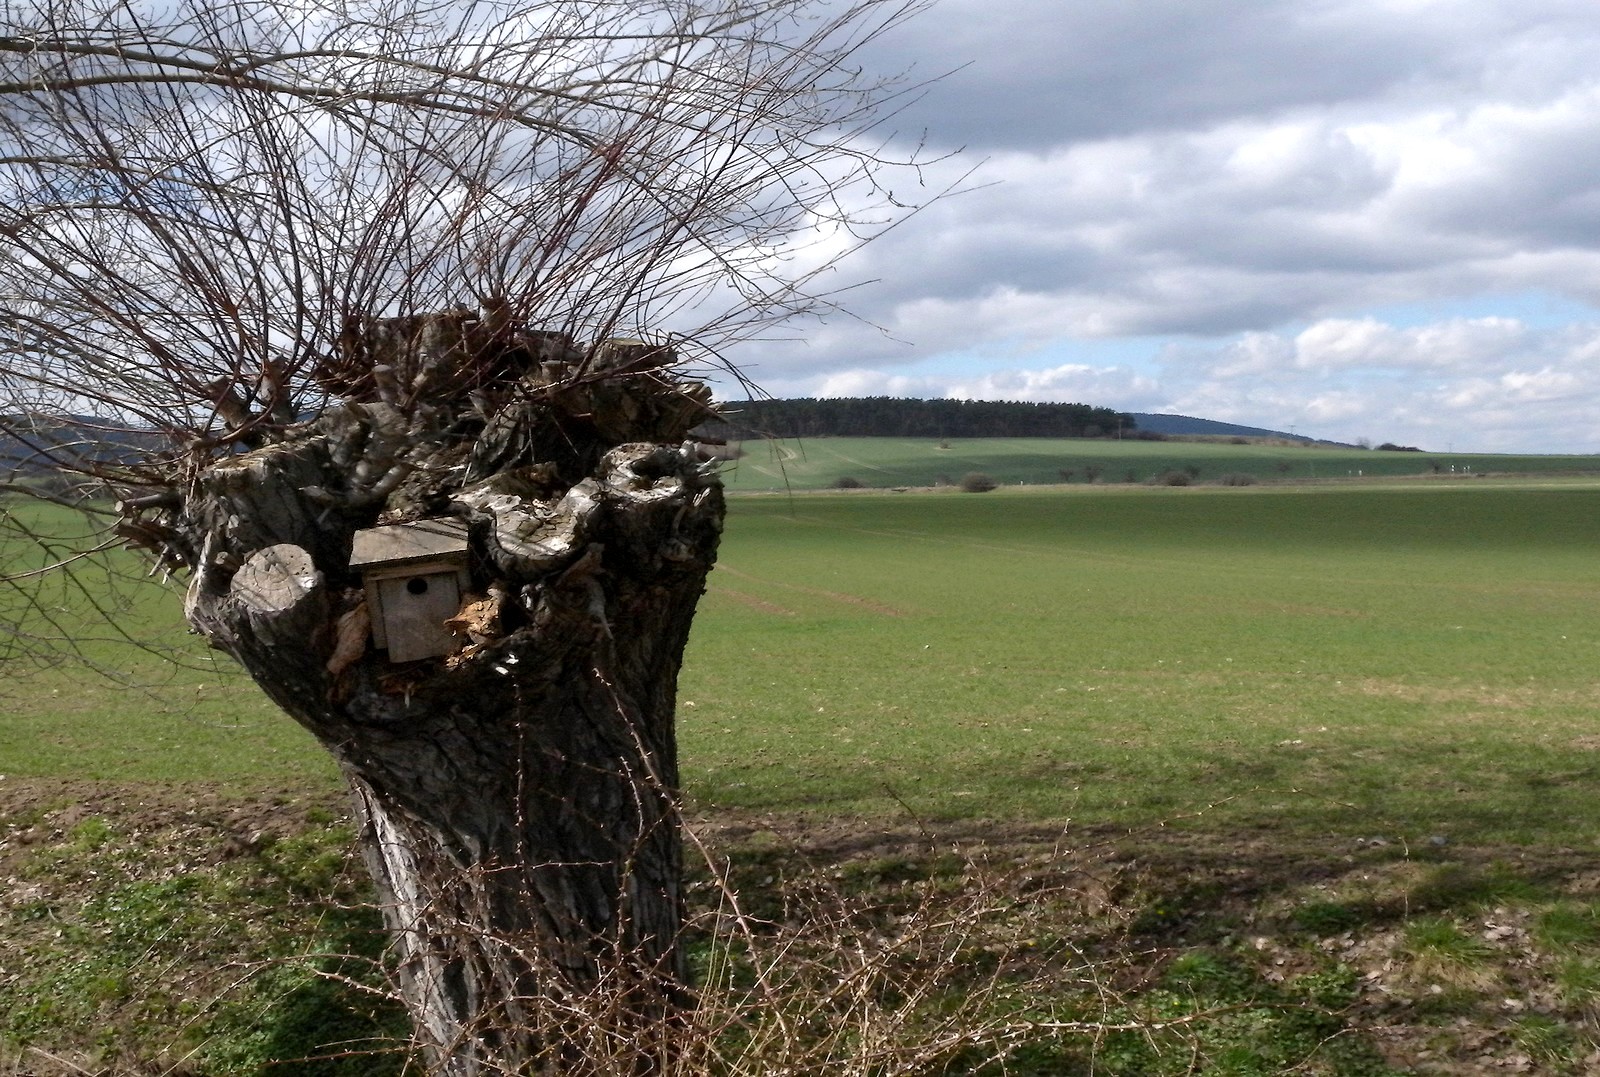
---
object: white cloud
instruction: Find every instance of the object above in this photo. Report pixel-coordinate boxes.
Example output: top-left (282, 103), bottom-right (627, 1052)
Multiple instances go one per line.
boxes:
top-left (1158, 317), bottom-right (1600, 449)
top-left (727, 0), bottom-right (1600, 453)
top-left (1289, 316), bottom-right (1529, 371)
top-left (766, 362), bottom-right (1157, 407)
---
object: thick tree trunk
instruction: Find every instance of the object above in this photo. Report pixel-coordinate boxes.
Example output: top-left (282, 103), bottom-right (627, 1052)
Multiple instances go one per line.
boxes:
top-left (154, 324), bottom-right (724, 1073)
top-left (339, 535), bottom-right (704, 1073)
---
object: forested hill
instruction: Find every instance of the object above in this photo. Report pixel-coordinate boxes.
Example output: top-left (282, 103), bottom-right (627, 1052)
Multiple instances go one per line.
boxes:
top-left (703, 397), bottom-right (1135, 439)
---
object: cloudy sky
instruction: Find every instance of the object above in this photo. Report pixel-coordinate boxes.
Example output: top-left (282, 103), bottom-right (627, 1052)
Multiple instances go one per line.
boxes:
top-left (727, 0), bottom-right (1600, 454)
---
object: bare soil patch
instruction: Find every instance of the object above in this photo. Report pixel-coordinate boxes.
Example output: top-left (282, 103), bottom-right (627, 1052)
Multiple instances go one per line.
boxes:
top-left (0, 776), bottom-right (343, 875)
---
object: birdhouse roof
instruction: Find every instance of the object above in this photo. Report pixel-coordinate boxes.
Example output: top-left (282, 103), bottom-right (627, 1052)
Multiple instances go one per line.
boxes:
top-left (350, 519), bottom-right (470, 570)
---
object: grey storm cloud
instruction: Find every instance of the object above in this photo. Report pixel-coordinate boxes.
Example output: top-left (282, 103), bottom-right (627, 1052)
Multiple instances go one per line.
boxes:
top-left (865, 0), bottom-right (1582, 150)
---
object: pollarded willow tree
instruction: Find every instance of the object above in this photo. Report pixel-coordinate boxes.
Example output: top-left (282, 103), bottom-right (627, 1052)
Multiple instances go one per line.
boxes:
top-left (0, 0), bottom-right (940, 1069)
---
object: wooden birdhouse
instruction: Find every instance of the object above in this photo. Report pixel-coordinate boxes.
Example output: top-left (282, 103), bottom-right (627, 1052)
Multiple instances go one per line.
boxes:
top-left (350, 519), bottom-right (472, 663)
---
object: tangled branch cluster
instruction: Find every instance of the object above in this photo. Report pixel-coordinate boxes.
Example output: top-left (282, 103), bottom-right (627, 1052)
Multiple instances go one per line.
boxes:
top-left (0, 0), bottom-right (939, 498)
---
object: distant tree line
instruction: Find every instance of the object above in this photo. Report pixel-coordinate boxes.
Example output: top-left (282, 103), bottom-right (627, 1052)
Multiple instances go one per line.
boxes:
top-left (702, 397), bottom-right (1136, 439)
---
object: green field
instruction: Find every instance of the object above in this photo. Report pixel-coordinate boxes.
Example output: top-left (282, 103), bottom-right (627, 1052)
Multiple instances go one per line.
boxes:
top-left (6, 480), bottom-right (1597, 848)
top-left (718, 435), bottom-right (1600, 491)
top-left (8, 480), bottom-right (1600, 1073)
top-left (680, 481), bottom-right (1600, 845)
top-left (0, 506), bottom-right (336, 787)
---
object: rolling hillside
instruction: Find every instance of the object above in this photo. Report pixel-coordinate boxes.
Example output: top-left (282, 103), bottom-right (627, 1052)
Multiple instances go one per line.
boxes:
top-left (1128, 412), bottom-right (1341, 442)
top-left (717, 436), bottom-right (1600, 492)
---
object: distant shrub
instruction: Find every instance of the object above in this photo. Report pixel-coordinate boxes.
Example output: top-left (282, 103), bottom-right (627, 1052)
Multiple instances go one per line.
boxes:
top-left (1229, 436), bottom-right (1249, 445)
top-left (959, 472), bottom-right (997, 493)
top-left (1216, 472), bottom-right (1257, 486)
top-left (1144, 470), bottom-right (1192, 486)
top-left (1083, 465), bottom-right (1102, 483)
top-left (833, 476), bottom-right (865, 489)
top-left (1377, 442), bottom-right (1423, 452)
top-left (1133, 430), bottom-right (1167, 441)
top-left (1058, 468), bottom-right (1076, 482)
top-left (934, 474), bottom-right (954, 487)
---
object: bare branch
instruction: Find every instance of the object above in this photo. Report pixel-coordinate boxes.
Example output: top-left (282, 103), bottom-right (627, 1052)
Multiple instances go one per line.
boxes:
top-left (0, 0), bottom-right (949, 1065)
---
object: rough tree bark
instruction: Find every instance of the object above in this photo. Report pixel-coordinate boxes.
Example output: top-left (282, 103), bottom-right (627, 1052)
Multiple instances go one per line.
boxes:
top-left (136, 312), bottom-right (725, 1073)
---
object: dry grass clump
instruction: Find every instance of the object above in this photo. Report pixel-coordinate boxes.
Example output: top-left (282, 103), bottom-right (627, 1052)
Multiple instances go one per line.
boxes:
top-left (343, 833), bottom-right (1139, 1076)
top-left (674, 850), bottom-right (1113, 1075)
top-left (344, 818), bottom-right (1426, 1076)
top-left (36, 793), bottom-right (1600, 1074)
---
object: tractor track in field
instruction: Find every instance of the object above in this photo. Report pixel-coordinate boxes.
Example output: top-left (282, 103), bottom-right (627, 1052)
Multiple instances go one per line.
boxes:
top-left (713, 563), bottom-right (911, 617)
top-left (713, 587), bottom-right (796, 616)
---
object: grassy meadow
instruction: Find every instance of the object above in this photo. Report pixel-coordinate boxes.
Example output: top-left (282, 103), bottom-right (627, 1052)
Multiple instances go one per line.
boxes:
top-left (4, 475), bottom-right (1599, 844)
top-left (7, 469), bottom-right (1600, 1073)
top-left (680, 480), bottom-right (1600, 847)
top-left (0, 505), bottom-right (336, 787)
top-left (719, 434), bottom-right (1600, 491)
